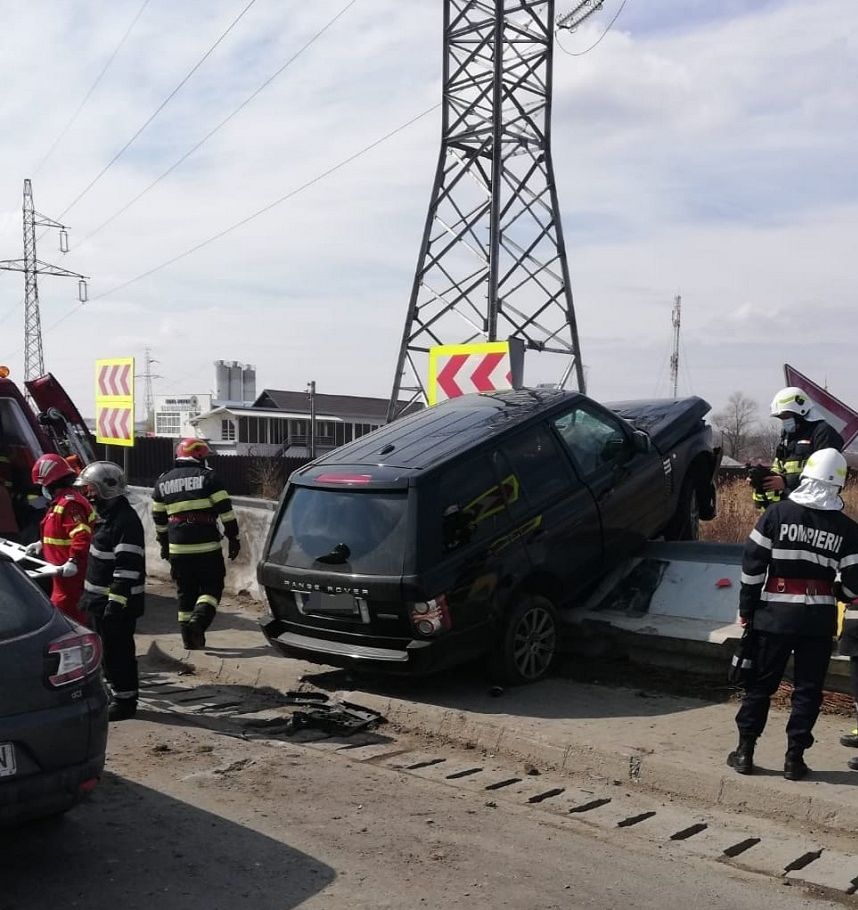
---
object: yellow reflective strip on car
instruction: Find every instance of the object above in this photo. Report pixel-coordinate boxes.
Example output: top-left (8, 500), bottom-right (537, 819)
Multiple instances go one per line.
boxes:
top-left (178, 611), bottom-right (194, 622)
top-left (43, 536), bottom-right (72, 546)
top-left (210, 490), bottom-right (230, 504)
top-left (108, 593), bottom-right (128, 606)
top-left (219, 510), bottom-right (236, 523)
top-left (196, 594), bottom-right (219, 608)
top-left (152, 501), bottom-right (168, 512)
top-left (165, 498), bottom-right (214, 515)
top-left (168, 541), bottom-right (221, 555)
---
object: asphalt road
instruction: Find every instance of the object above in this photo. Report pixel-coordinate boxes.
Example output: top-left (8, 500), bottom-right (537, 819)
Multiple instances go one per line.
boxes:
top-left (0, 707), bottom-right (847, 910)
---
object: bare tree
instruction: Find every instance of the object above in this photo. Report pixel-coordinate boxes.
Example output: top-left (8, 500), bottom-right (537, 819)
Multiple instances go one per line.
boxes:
top-left (714, 392), bottom-right (760, 461)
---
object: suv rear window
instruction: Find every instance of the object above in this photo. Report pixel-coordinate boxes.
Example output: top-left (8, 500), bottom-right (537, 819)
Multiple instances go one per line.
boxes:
top-left (0, 561), bottom-right (53, 641)
top-left (268, 486), bottom-right (409, 576)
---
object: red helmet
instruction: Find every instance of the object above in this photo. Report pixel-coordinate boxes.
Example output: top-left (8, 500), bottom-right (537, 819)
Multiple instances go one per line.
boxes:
top-left (176, 438), bottom-right (211, 460)
top-left (32, 453), bottom-right (76, 488)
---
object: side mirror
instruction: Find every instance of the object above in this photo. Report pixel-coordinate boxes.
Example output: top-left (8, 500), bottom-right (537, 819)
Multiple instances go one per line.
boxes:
top-left (632, 431), bottom-right (651, 454)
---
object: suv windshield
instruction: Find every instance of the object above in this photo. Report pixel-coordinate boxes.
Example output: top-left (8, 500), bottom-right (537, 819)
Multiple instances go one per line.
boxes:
top-left (0, 560), bottom-right (53, 642)
top-left (269, 486), bottom-right (408, 576)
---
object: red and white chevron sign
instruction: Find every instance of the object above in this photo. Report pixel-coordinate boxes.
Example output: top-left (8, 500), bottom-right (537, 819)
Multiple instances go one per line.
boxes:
top-left (96, 407), bottom-right (132, 444)
top-left (428, 341), bottom-right (524, 405)
top-left (784, 363), bottom-right (858, 448)
top-left (96, 361), bottom-right (132, 397)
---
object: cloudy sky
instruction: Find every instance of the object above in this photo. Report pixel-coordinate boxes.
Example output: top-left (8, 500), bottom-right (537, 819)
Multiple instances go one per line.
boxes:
top-left (0, 0), bottom-right (855, 428)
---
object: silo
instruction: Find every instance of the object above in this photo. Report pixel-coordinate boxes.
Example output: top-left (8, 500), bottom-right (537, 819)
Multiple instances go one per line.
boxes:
top-left (242, 364), bottom-right (256, 403)
top-left (229, 362), bottom-right (243, 402)
top-left (215, 361), bottom-right (231, 403)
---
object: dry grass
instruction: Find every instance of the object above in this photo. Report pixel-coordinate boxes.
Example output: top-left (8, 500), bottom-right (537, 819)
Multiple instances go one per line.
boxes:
top-left (702, 478), bottom-right (858, 543)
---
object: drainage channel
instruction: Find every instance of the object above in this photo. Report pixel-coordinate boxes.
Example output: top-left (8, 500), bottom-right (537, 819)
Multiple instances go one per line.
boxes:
top-left (136, 670), bottom-right (858, 898)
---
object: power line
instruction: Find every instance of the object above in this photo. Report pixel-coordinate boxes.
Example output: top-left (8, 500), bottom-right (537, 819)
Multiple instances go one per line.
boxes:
top-left (91, 103), bottom-right (440, 301)
top-left (80, 0), bottom-right (359, 245)
top-left (56, 0), bottom-right (258, 221)
top-left (32, 0), bottom-right (151, 178)
top-left (556, 0), bottom-right (630, 56)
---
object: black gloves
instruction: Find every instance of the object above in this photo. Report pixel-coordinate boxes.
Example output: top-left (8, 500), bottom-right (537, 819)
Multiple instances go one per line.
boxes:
top-left (228, 537), bottom-right (241, 561)
top-left (160, 539), bottom-right (170, 561)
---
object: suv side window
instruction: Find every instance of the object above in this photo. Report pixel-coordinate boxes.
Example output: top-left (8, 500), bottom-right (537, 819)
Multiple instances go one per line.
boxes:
top-left (494, 426), bottom-right (576, 519)
top-left (552, 405), bottom-right (632, 478)
top-left (437, 453), bottom-right (512, 554)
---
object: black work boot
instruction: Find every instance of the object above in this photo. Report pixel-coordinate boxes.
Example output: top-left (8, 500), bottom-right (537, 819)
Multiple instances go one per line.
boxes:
top-left (784, 748), bottom-right (809, 781)
top-left (185, 620), bottom-right (206, 651)
top-left (727, 735), bottom-right (756, 774)
top-left (180, 622), bottom-right (193, 649)
top-left (840, 717), bottom-right (858, 748)
top-left (848, 756), bottom-right (858, 771)
top-left (108, 699), bottom-right (137, 722)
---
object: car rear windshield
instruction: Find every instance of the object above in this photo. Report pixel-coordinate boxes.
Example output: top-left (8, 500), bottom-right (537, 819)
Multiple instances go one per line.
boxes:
top-left (0, 561), bottom-right (53, 641)
top-left (268, 486), bottom-right (409, 576)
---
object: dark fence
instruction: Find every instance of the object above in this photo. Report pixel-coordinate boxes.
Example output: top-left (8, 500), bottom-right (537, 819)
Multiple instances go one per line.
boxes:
top-left (94, 437), bottom-right (309, 498)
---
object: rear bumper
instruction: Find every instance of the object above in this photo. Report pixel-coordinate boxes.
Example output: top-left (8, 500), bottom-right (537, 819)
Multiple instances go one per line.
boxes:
top-left (260, 616), bottom-right (489, 676)
top-left (0, 754), bottom-right (105, 826)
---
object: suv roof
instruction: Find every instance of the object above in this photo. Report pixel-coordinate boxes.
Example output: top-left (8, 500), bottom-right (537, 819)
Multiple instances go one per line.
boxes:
top-left (296, 388), bottom-right (578, 480)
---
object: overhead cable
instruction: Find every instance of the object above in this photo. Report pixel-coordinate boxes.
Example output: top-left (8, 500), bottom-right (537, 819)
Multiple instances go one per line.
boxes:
top-left (56, 0), bottom-right (258, 221)
top-left (556, 0), bottom-right (630, 56)
top-left (81, 0), bottom-right (359, 244)
top-left (32, 0), bottom-right (151, 177)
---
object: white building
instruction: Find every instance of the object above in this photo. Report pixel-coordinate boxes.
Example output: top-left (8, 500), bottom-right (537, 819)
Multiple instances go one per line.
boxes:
top-left (152, 393), bottom-right (212, 438)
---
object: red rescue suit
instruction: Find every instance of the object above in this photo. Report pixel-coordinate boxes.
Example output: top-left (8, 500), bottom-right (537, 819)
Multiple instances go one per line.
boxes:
top-left (41, 487), bottom-right (94, 626)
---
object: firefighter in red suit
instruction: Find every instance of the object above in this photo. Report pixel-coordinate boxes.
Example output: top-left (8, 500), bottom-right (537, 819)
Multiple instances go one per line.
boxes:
top-left (27, 454), bottom-right (94, 626)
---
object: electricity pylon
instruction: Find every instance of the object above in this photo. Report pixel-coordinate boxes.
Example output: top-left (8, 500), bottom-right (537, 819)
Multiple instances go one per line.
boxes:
top-left (0, 179), bottom-right (88, 381)
top-left (388, 0), bottom-right (585, 419)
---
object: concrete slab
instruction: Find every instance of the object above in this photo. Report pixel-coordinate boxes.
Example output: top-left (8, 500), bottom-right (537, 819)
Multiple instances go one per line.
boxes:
top-left (787, 848), bottom-right (858, 893)
top-left (729, 835), bottom-right (824, 878)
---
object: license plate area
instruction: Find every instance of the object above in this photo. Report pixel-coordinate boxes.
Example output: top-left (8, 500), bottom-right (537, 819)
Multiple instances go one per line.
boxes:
top-left (295, 592), bottom-right (368, 622)
top-left (0, 742), bottom-right (16, 778)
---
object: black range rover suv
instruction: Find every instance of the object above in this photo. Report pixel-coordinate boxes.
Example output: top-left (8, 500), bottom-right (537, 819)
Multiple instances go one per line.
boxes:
top-left (258, 389), bottom-right (719, 683)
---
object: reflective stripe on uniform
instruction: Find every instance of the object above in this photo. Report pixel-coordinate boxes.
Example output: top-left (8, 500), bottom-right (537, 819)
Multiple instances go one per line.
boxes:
top-left (770, 548), bottom-right (838, 569)
top-left (90, 546), bottom-right (115, 560)
top-left (69, 523), bottom-right (92, 537)
top-left (152, 501), bottom-right (168, 513)
top-left (84, 582), bottom-right (109, 596)
top-left (741, 571), bottom-right (767, 585)
top-left (169, 541), bottom-right (221, 555)
top-left (196, 594), bottom-right (219, 608)
top-left (131, 585), bottom-right (145, 595)
top-left (108, 593), bottom-right (128, 606)
top-left (219, 510), bottom-right (236, 523)
top-left (844, 609), bottom-right (858, 620)
top-left (843, 584), bottom-right (858, 600)
top-left (115, 543), bottom-right (145, 556)
top-left (178, 611), bottom-right (194, 622)
top-left (211, 490), bottom-right (230, 504)
top-left (166, 497), bottom-right (214, 515)
top-left (759, 591), bottom-right (836, 605)
top-left (841, 554), bottom-right (858, 569)
top-left (43, 536), bottom-right (72, 547)
top-left (750, 529), bottom-right (772, 549)
top-left (114, 569), bottom-right (140, 580)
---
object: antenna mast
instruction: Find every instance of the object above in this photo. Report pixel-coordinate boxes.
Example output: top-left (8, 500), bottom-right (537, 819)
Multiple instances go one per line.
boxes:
top-left (669, 294), bottom-right (681, 398)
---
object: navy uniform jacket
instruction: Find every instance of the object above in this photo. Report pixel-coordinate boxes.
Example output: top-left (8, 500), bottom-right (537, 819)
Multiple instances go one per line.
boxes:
top-left (740, 498), bottom-right (858, 637)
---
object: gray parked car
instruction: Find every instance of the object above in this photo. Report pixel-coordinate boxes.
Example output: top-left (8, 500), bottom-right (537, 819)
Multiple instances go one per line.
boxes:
top-left (0, 558), bottom-right (108, 826)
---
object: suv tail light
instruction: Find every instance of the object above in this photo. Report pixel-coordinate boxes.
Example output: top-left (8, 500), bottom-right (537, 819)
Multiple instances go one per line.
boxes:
top-left (47, 630), bottom-right (102, 687)
top-left (409, 595), bottom-right (451, 636)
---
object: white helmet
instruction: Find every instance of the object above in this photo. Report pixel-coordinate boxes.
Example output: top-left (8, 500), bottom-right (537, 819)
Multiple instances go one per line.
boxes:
top-left (800, 449), bottom-right (847, 488)
top-left (75, 460), bottom-right (128, 500)
top-left (771, 386), bottom-right (813, 418)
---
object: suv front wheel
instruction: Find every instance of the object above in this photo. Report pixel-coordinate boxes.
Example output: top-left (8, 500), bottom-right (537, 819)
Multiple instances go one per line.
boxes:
top-left (497, 595), bottom-right (558, 684)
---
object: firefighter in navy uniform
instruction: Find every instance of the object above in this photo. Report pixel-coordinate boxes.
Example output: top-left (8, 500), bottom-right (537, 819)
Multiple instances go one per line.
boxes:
top-left (152, 438), bottom-right (240, 650)
top-left (752, 387), bottom-right (844, 509)
top-left (729, 449), bottom-right (858, 780)
top-left (75, 462), bottom-right (146, 722)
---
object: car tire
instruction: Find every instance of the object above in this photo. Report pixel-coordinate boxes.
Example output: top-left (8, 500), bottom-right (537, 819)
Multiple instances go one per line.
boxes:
top-left (496, 595), bottom-right (558, 685)
top-left (664, 472), bottom-right (700, 541)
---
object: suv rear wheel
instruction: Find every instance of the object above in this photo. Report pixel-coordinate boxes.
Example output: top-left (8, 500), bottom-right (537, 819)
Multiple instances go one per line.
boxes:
top-left (497, 595), bottom-right (558, 684)
top-left (664, 473), bottom-right (700, 541)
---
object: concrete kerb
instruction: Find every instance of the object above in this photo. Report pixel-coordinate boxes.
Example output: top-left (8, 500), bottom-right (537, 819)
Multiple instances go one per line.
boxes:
top-left (143, 636), bottom-right (858, 836)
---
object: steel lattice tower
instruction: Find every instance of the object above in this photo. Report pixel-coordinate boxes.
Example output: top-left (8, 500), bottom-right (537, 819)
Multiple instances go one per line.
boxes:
top-left (388, 0), bottom-right (585, 419)
top-left (0, 179), bottom-right (87, 381)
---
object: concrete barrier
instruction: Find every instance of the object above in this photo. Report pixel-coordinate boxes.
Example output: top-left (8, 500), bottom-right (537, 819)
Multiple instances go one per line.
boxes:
top-left (129, 487), bottom-right (276, 600)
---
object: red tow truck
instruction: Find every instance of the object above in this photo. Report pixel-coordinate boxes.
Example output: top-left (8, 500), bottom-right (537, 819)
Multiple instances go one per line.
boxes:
top-left (0, 367), bottom-right (94, 543)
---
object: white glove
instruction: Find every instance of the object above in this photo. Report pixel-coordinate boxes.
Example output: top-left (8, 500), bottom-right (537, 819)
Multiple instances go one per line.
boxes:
top-left (58, 559), bottom-right (78, 578)
top-left (24, 541), bottom-right (43, 557)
